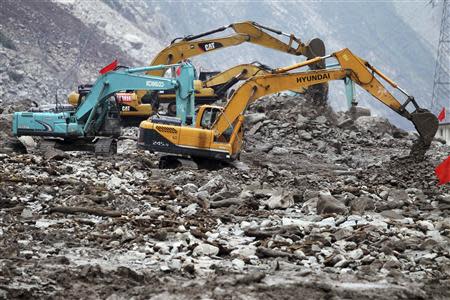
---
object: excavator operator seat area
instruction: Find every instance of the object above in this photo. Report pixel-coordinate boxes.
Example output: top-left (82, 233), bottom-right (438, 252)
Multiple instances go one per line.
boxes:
top-left (200, 107), bottom-right (221, 129)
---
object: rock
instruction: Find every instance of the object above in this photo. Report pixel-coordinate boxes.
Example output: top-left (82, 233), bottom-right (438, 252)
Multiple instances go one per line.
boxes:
top-left (348, 248), bottom-right (364, 260)
top-left (302, 197), bottom-right (319, 214)
top-left (334, 228), bottom-right (353, 241)
top-left (264, 190), bottom-right (294, 209)
top-left (299, 131), bottom-right (313, 141)
top-left (417, 220), bottom-right (434, 232)
top-left (317, 217), bottom-right (336, 227)
top-left (382, 255), bottom-right (402, 269)
top-left (18, 136), bottom-right (37, 153)
top-left (349, 106), bottom-right (371, 119)
top-left (198, 175), bottom-right (223, 194)
top-left (231, 245), bottom-right (257, 258)
top-left (193, 243), bottom-right (219, 256)
top-left (314, 116), bottom-right (327, 125)
top-left (114, 228), bottom-right (124, 236)
top-left (338, 118), bottom-right (354, 129)
top-left (270, 146), bottom-right (289, 155)
top-left (380, 210), bottom-right (404, 220)
top-left (354, 116), bottom-right (393, 136)
top-left (437, 194), bottom-right (450, 204)
top-left (183, 183), bottom-right (198, 194)
top-left (296, 114), bottom-right (308, 128)
top-left (107, 175), bottom-right (123, 189)
top-left (232, 258), bottom-right (245, 271)
top-left (303, 190), bottom-right (319, 201)
top-left (248, 122), bottom-right (264, 135)
top-left (182, 203), bottom-right (198, 216)
top-left (246, 113), bottom-right (267, 125)
top-left (334, 258), bottom-right (349, 268)
top-left (195, 190), bottom-right (210, 203)
top-left (21, 208), bottom-right (33, 219)
top-left (350, 195), bottom-right (375, 214)
top-left (387, 189), bottom-right (408, 202)
top-left (317, 191), bottom-right (347, 215)
top-left (43, 147), bottom-right (69, 161)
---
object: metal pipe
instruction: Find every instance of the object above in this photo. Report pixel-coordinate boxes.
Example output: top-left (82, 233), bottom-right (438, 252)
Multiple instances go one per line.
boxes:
top-left (367, 64), bottom-right (398, 88)
top-left (367, 64), bottom-right (412, 97)
top-left (397, 86), bottom-right (411, 98)
top-left (274, 54), bottom-right (332, 73)
top-left (326, 62), bottom-right (340, 68)
top-left (251, 22), bottom-right (283, 35)
top-left (182, 25), bottom-right (231, 41)
top-left (126, 64), bottom-right (182, 74)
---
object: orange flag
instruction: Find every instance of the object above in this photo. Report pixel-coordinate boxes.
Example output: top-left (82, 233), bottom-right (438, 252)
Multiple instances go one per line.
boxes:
top-left (436, 156), bottom-right (450, 185)
top-left (99, 59), bottom-right (118, 75)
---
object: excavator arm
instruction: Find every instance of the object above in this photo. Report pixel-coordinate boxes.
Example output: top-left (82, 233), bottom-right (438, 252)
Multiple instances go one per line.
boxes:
top-left (203, 62), bottom-right (273, 88)
top-left (137, 21), bottom-right (325, 101)
top-left (147, 21), bottom-right (325, 77)
top-left (213, 48), bottom-right (438, 149)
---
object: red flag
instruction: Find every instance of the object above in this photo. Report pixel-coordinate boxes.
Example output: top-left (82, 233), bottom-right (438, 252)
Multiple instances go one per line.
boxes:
top-left (436, 156), bottom-right (450, 185)
top-left (175, 66), bottom-right (181, 77)
top-left (438, 107), bottom-right (446, 122)
top-left (99, 59), bottom-right (118, 75)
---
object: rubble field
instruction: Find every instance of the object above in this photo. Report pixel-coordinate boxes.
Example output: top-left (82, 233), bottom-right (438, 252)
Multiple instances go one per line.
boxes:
top-left (0, 94), bottom-right (449, 299)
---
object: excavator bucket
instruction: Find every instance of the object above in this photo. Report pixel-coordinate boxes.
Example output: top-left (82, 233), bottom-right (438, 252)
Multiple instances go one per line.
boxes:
top-left (305, 38), bottom-right (326, 69)
top-left (411, 109), bottom-right (439, 145)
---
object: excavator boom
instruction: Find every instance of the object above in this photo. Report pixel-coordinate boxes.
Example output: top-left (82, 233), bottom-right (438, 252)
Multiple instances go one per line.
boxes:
top-left (138, 21), bottom-right (325, 101)
top-left (148, 21), bottom-right (325, 77)
top-left (214, 48), bottom-right (437, 146)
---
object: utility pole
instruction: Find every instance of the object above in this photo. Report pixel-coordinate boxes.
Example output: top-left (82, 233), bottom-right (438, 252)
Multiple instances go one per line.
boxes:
top-left (431, 0), bottom-right (450, 122)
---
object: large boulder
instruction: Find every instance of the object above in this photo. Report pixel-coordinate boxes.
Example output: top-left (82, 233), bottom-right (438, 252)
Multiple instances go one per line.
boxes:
top-left (355, 116), bottom-right (395, 136)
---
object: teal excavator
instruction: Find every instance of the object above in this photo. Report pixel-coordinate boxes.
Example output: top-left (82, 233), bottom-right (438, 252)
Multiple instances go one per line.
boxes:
top-left (12, 62), bottom-right (196, 154)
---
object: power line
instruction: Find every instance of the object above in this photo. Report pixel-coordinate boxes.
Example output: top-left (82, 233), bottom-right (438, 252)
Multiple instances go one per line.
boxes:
top-left (431, 0), bottom-right (450, 119)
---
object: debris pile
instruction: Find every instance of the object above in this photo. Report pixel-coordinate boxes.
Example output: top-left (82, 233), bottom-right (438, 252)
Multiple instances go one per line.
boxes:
top-left (0, 94), bottom-right (449, 299)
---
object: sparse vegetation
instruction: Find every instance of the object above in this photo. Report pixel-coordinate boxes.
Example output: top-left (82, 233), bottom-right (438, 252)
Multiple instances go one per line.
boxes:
top-left (0, 31), bottom-right (16, 50)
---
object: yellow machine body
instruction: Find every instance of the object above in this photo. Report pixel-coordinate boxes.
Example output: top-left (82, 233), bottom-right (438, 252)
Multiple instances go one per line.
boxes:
top-left (138, 48), bottom-right (438, 160)
top-left (75, 21), bottom-right (325, 124)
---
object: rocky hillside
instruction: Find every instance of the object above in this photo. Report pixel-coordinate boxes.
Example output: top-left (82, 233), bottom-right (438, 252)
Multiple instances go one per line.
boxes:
top-left (0, 0), bottom-right (441, 130)
top-left (0, 0), bottom-right (154, 106)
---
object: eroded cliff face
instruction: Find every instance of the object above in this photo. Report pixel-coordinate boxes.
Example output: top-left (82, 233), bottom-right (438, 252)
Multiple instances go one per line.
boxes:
top-left (0, 0), bottom-right (148, 106)
top-left (0, 1), bottom-right (439, 129)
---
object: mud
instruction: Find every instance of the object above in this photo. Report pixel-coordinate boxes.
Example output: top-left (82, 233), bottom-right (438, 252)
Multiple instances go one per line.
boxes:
top-left (0, 94), bottom-right (449, 299)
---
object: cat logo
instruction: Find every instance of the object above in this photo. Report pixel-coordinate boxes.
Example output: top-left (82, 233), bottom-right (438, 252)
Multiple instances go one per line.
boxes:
top-left (204, 42), bottom-right (215, 51)
top-left (198, 42), bottom-right (223, 52)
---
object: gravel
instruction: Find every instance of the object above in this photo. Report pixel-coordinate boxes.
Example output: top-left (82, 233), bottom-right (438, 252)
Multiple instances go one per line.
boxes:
top-left (0, 94), bottom-right (449, 299)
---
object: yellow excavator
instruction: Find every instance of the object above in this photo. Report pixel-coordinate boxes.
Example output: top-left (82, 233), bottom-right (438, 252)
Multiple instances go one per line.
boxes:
top-left (138, 48), bottom-right (438, 163)
top-left (69, 21), bottom-right (325, 125)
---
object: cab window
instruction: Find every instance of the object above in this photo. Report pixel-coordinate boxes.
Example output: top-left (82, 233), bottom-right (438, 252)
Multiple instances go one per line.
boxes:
top-left (200, 108), bottom-right (220, 129)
